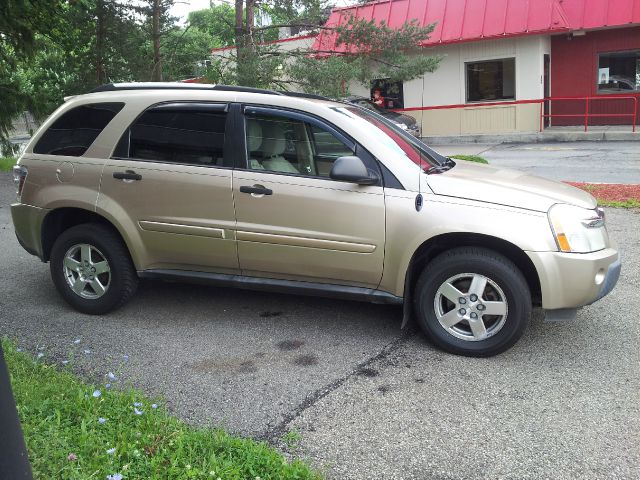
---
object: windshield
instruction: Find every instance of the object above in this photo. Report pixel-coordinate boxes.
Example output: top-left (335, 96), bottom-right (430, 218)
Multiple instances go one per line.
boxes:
top-left (331, 105), bottom-right (448, 170)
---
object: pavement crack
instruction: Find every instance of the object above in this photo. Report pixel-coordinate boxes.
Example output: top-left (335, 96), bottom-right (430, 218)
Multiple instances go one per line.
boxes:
top-left (260, 327), bottom-right (414, 444)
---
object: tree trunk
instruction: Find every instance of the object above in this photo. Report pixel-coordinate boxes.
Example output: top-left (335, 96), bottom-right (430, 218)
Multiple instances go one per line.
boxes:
top-left (96, 0), bottom-right (106, 84)
top-left (234, 0), bottom-right (244, 49)
top-left (245, 0), bottom-right (255, 40)
top-left (235, 0), bottom-right (247, 85)
top-left (151, 0), bottom-right (163, 81)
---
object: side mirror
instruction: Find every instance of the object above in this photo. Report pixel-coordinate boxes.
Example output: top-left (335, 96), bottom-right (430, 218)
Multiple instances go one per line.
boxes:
top-left (329, 156), bottom-right (379, 185)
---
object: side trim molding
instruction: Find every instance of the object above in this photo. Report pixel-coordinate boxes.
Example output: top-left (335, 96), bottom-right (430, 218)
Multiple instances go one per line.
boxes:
top-left (139, 221), bottom-right (225, 239)
top-left (138, 269), bottom-right (403, 305)
top-left (236, 231), bottom-right (375, 253)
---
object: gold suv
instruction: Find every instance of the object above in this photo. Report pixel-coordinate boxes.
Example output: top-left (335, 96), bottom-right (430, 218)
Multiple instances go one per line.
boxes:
top-left (11, 83), bottom-right (621, 356)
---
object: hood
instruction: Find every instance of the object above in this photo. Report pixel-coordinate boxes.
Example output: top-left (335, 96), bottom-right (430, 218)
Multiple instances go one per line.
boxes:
top-left (426, 161), bottom-right (597, 212)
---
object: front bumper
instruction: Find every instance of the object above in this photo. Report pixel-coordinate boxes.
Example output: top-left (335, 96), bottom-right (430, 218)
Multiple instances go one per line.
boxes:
top-left (11, 203), bottom-right (47, 260)
top-left (526, 247), bottom-right (621, 310)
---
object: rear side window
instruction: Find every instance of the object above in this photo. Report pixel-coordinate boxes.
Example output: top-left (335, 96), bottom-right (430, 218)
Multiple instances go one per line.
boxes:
top-left (117, 104), bottom-right (227, 167)
top-left (34, 103), bottom-right (124, 156)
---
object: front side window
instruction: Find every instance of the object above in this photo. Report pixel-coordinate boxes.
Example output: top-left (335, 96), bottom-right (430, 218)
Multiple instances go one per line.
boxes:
top-left (245, 112), bottom-right (355, 177)
top-left (330, 106), bottom-right (446, 171)
top-left (34, 103), bottom-right (124, 156)
top-left (123, 105), bottom-right (226, 166)
top-left (597, 50), bottom-right (640, 93)
top-left (466, 58), bottom-right (515, 102)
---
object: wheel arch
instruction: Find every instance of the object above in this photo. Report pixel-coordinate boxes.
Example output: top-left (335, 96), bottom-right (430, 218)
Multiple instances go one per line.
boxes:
top-left (41, 207), bottom-right (137, 267)
top-left (404, 232), bottom-right (542, 306)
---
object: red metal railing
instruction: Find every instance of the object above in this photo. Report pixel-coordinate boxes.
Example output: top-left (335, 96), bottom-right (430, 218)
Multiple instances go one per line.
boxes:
top-left (393, 96), bottom-right (638, 134)
top-left (539, 95), bottom-right (637, 133)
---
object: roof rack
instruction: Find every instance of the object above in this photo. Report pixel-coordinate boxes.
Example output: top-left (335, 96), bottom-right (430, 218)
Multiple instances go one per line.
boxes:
top-left (280, 91), bottom-right (334, 101)
top-left (89, 83), bottom-right (337, 102)
top-left (90, 82), bottom-right (283, 96)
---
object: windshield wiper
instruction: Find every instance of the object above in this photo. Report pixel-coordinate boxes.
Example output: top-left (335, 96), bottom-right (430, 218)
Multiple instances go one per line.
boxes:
top-left (426, 157), bottom-right (456, 175)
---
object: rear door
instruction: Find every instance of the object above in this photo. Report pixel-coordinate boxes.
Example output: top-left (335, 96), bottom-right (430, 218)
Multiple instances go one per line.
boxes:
top-left (97, 102), bottom-right (239, 273)
top-left (232, 106), bottom-right (386, 288)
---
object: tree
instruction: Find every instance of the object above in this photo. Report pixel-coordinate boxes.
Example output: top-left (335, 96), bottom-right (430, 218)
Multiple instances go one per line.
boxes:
top-left (208, 0), bottom-right (441, 98)
top-left (0, 0), bottom-right (64, 152)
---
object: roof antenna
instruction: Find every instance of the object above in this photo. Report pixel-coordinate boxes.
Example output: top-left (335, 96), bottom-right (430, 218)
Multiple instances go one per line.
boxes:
top-left (415, 71), bottom-right (425, 212)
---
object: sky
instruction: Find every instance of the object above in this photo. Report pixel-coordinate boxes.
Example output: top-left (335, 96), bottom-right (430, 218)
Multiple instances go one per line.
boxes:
top-left (169, 0), bottom-right (358, 23)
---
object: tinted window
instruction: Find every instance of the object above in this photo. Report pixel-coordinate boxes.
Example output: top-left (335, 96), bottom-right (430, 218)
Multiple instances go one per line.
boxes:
top-left (370, 78), bottom-right (405, 109)
top-left (246, 113), bottom-right (354, 177)
top-left (34, 103), bottom-right (124, 156)
top-left (466, 58), bottom-right (515, 102)
top-left (126, 106), bottom-right (226, 166)
top-left (597, 51), bottom-right (640, 93)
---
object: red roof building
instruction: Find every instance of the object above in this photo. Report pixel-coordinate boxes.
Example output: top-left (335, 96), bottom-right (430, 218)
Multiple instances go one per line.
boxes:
top-left (312, 0), bottom-right (640, 136)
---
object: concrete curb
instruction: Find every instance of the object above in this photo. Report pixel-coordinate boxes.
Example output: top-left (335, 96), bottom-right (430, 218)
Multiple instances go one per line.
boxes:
top-left (423, 131), bottom-right (640, 144)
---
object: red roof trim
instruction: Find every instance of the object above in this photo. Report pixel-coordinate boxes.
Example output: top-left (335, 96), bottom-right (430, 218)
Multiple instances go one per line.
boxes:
top-left (312, 0), bottom-right (640, 54)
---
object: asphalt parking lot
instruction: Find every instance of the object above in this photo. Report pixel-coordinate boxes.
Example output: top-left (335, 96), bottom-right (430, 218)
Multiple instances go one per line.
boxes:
top-left (434, 141), bottom-right (640, 184)
top-left (1, 170), bottom-right (638, 479)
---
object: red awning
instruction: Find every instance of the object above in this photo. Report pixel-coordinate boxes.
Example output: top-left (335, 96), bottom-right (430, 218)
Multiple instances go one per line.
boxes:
top-left (313, 0), bottom-right (640, 54)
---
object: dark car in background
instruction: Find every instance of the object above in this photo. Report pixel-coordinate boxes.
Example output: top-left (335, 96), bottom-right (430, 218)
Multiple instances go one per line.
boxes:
top-left (345, 96), bottom-right (421, 137)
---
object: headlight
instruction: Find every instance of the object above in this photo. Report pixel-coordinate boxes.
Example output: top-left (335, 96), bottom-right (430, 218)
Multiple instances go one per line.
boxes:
top-left (548, 204), bottom-right (608, 253)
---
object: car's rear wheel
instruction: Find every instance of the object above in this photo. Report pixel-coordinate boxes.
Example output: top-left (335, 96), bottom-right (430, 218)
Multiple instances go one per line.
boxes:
top-left (50, 223), bottom-right (138, 314)
top-left (413, 247), bottom-right (531, 357)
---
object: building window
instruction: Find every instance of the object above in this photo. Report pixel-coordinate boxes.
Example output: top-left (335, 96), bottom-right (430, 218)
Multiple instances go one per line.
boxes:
top-left (370, 79), bottom-right (404, 109)
top-left (597, 50), bottom-right (640, 93)
top-left (466, 58), bottom-right (515, 102)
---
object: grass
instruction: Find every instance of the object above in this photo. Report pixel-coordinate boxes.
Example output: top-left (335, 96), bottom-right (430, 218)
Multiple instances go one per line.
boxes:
top-left (0, 156), bottom-right (16, 172)
top-left (3, 339), bottom-right (320, 480)
top-left (596, 198), bottom-right (640, 209)
top-left (449, 154), bottom-right (489, 164)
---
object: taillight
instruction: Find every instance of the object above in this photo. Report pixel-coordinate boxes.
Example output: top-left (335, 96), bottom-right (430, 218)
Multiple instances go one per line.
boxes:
top-left (13, 165), bottom-right (28, 200)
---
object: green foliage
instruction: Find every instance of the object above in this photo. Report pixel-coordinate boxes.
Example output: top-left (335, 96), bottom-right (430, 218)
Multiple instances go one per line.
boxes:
top-left (0, 157), bottom-right (17, 172)
top-left (0, 0), bottom-right (63, 63)
top-left (0, 0), bottom-right (65, 150)
top-left (282, 430), bottom-right (303, 452)
top-left (450, 155), bottom-right (489, 164)
top-left (3, 339), bottom-right (320, 480)
top-left (228, 8), bottom-right (441, 98)
top-left (597, 199), bottom-right (640, 208)
top-left (188, 5), bottom-right (237, 48)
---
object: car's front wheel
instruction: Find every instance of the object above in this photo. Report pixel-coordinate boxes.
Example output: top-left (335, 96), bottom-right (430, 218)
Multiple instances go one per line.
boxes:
top-left (50, 223), bottom-right (138, 315)
top-left (414, 247), bottom-right (531, 357)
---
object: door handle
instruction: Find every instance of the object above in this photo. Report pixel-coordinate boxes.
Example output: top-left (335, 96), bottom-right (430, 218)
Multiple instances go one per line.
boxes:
top-left (240, 185), bottom-right (272, 196)
top-left (113, 170), bottom-right (142, 181)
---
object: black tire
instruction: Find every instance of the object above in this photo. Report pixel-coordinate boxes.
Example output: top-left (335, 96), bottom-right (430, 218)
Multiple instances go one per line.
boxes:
top-left (413, 247), bottom-right (531, 357)
top-left (49, 223), bottom-right (138, 315)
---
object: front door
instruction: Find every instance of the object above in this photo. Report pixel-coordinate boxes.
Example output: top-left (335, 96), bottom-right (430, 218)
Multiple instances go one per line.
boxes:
top-left (98, 102), bottom-right (239, 273)
top-left (232, 106), bottom-right (385, 288)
